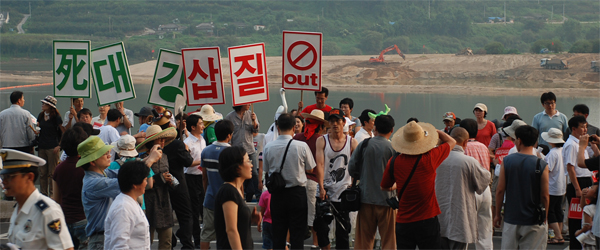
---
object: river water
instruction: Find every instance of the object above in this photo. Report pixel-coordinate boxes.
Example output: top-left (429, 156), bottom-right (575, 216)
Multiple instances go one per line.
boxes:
top-left (1, 60), bottom-right (598, 132)
top-left (1, 81), bottom-right (598, 134)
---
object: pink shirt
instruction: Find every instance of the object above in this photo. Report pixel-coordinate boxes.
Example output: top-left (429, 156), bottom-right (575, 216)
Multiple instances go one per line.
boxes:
top-left (465, 139), bottom-right (491, 170)
top-left (475, 120), bottom-right (497, 147)
top-left (258, 190), bottom-right (272, 223)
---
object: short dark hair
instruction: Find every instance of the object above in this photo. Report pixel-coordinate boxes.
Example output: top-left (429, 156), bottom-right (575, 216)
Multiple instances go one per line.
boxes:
top-left (80, 163), bottom-right (91, 171)
top-left (339, 98), bottom-right (354, 110)
top-left (515, 125), bottom-right (538, 147)
top-left (276, 113), bottom-right (295, 131)
top-left (374, 115), bottom-right (395, 134)
top-left (568, 115), bottom-right (588, 131)
top-left (540, 92), bottom-right (557, 104)
top-left (219, 146), bottom-right (246, 182)
top-left (61, 127), bottom-right (89, 157)
top-left (19, 167), bottom-right (39, 182)
top-left (358, 109), bottom-right (375, 126)
top-left (573, 104), bottom-right (589, 115)
top-left (77, 108), bottom-right (93, 119)
top-left (72, 98), bottom-right (83, 104)
top-left (314, 87), bottom-right (329, 97)
top-left (459, 118), bottom-right (478, 139)
top-left (107, 109), bottom-right (122, 122)
top-left (233, 105), bottom-right (243, 112)
top-left (73, 122), bottom-right (95, 137)
top-left (118, 160), bottom-right (150, 193)
top-left (406, 117), bottom-right (419, 124)
top-left (10, 91), bottom-right (23, 104)
top-left (215, 120), bottom-right (234, 141)
top-left (186, 114), bottom-right (202, 132)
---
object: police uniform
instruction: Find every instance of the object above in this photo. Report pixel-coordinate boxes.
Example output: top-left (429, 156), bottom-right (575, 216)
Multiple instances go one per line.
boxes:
top-left (1, 149), bottom-right (74, 249)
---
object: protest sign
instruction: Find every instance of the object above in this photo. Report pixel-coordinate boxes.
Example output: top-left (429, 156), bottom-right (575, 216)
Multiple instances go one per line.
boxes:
top-left (282, 31), bottom-right (322, 91)
top-left (568, 198), bottom-right (585, 219)
top-left (91, 42), bottom-right (136, 106)
top-left (182, 47), bottom-right (225, 106)
top-left (228, 43), bottom-right (269, 106)
top-left (148, 49), bottom-right (186, 109)
top-left (53, 40), bottom-right (91, 98)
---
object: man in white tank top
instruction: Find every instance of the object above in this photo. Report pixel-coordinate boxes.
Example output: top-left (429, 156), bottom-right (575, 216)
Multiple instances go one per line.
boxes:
top-left (314, 108), bottom-right (358, 250)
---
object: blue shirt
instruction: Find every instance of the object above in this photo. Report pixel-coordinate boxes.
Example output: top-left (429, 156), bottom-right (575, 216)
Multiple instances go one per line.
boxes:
top-left (82, 169), bottom-right (120, 236)
top-left (532, 110), bottom-right (568, 146)
top-left (139, 123), bottom-right (150, 133)
top-left (201, 141), bottom-right (230, 210)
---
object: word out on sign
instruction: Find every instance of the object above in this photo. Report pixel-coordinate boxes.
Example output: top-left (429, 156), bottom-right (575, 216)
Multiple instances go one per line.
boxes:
top-left (148, 49), bottom-right (186, 109)
top-left (228, 43), bottom-right (269, 106)
top-left (182, 47), bottom-right (225, 106)
top-left (282, 31), bottom-right (322, 91)
top-left (53, 40), bottom-right (91, 98)
top-left (91, 42), bottom-right (136, 106)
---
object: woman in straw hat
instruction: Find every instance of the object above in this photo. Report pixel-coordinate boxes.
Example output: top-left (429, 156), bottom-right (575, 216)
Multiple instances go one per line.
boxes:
top-left (37, 95), bottom-right (64, 197)
top-left (136, 125), bottom-right (177, 249)
top-left (380, 121), bottom-right (456, 249)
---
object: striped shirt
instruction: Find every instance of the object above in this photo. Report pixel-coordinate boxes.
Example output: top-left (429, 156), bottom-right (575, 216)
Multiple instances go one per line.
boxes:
top-left (464, 139), bottom-right (490, 170)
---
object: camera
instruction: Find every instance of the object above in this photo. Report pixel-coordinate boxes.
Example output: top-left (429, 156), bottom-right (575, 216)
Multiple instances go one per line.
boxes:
top-left (316, 200), bottom-right (334, 222)
top-left (386, 197), bottom-right (399, 210)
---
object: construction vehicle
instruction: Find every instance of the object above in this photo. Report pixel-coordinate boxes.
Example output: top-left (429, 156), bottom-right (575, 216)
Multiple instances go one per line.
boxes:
top-left (592, 61), bottom-right (599, 72)
top-left (456, 47), bottom-right (473, 56)
top-left (540, 58), bottom-right (568, 70)
top-left (369, 45), bottom-right (405, 63)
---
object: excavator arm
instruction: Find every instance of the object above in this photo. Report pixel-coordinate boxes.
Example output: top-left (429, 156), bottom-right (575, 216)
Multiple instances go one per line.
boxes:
top-left (369, 45), bottom-right (405, 63)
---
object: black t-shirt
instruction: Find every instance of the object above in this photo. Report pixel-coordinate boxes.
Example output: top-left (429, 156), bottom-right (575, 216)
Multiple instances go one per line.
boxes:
top-left (214, 183), bottom-right (253, 250)
top-left (37, 112), bottom-right (63, 149)
top-left (586, 156), bottom-right (600, 171)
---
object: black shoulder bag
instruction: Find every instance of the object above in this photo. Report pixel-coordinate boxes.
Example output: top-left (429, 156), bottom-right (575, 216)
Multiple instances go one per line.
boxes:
top-left (341, 138), bottom-right (371, 212)
top-left (266, 139), bottom-right (294, 194)
top-left (386, 153), bottom-right (423, 209)
top-left (532, 158), bottom-right (546, 225)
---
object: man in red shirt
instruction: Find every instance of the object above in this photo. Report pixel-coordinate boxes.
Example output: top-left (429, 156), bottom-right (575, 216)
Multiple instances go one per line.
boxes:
top-left (381, 121), bottom-right (456, 249)
top-left (298, 87), bottom-right (332, 114)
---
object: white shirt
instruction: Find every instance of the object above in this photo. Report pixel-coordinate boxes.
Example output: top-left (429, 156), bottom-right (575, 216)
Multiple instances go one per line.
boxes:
top-left (104, 108), bottom-right (134, 135)
top-left (91, 116), bottom-right (106, 129)
top-left (104, 193), bottom-right (150, 250)
top-left (62, 110), bottom-right (78, 128)
top-left (354, 127), bottom-right (372, 143)
top-left (545, 147), bottom-right (566, 196)
top-left (8, 189), bottom-right (74, 250)
top-left (184, 133), bottom-right (206, 175)
top-left (564, 135), bottom-right (591, 178)
top-left (98, 125), bottom-right (120, 160)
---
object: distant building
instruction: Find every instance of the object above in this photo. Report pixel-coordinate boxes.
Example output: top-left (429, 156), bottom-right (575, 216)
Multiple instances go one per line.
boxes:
top-left (196, 22), bottom-right (214, 35)
top-left (287, 19), bottom-right (294, 22)
top-left (232, 22), bottom-right (247, 29)
top-left (253, 25), bottom-right (265, 31)
top-left (158, 23), bottom-right (184, 31)
top-left (0, 12), bottom-right (9, 24)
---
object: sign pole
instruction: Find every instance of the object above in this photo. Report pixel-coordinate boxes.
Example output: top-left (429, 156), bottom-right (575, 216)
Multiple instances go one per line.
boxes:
top-left (300, 90), bottom-right (304, 103)
top-left (251, 104), bottom-right (254, 114)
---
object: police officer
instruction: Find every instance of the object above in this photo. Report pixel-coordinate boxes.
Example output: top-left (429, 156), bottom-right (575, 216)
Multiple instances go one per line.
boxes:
top-left (1, 149), bottom-right (74, 250)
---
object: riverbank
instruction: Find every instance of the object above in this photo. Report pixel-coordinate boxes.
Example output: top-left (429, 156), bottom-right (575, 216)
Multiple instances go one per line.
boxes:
top-left (2, 54), bottom-right (599, 97)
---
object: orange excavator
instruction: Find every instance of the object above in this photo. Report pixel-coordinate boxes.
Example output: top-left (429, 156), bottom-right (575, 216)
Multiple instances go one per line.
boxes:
top-left (369, 44), bottom-right (406, 63)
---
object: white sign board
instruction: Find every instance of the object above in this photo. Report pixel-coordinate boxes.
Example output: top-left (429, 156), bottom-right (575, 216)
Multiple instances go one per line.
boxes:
top-left (91, 42), bottom-right (136, 106)
top-left (228, 43), bottom-right (269, 106)
top-left (148, 49), bottom-right (186, 109)
top-left (182, 47), bottom-right (226, 106)
top-left (53, 40), bottom-right (91, 98)
top-left (282, 31), bottom-right (322, 91)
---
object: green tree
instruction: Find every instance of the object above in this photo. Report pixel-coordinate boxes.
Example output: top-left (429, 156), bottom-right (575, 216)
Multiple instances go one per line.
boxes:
top-left (323, 41), bottom-right (341, 55)
top-left (569, 40), bottom-right (592, 53)
top-left (523, 19), bottom-right (545, 32)
top-left (359, 31), bottom-right (383, 54)
top-left (561, 20), bottom-right (582, 43)
top-left (521, 30), bottom-right (536, 43)
top-left (383, 36), bottom-right (411, 52)
top-left (484, 42), bottom-right (504, 54)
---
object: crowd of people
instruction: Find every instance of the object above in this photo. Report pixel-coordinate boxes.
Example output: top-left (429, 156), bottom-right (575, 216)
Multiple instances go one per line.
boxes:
top-left (0, 88), bottom-right (599, 250)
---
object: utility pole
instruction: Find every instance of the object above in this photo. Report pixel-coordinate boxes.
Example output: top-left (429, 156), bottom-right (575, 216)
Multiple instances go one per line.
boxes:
top-left (29, 2), bottom-right (31, 17)
top-left (563, 3), bottom-right (565, 22)
top-left (428, 0), bottom-right (431, 19)
top-left (504, 2), bottom-right (506, 25)
top-left (551, 6), bottom-right (553, 22)
top-left (484, 5), bottom-right (485, 21)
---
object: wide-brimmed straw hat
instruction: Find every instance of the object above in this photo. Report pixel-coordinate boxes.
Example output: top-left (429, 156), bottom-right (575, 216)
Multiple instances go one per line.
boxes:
top-left (391, 121), bottom-right (439, 155)
top-left (76, 136), bottom-right (114, 168)
top-left (197, 105), bottom-right (223, 122)
top-left (542, 128), bottom-right (565, 144)
top-left (136, 125), bottom-right (177, 153)
top-left (302, 109), bottom-right (327, 123)
top-left (111, 135), bottom-right (138, 157)
top-left (40, 96), bottom-right (57, 109)
top-left (502, 120), bottom-right (527, 140)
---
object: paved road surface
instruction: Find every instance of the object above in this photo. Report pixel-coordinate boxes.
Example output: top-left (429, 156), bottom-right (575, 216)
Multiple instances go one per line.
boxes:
top-left (17, 14), bottom-right (30, 34)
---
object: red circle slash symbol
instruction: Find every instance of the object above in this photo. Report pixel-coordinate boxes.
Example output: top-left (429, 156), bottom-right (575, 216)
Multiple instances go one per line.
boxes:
top-left (287, 41), bottom-right (317, 71)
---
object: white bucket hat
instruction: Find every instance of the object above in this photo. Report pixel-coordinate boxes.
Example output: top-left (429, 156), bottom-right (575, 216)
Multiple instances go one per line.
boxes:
top-left (111, 135), bottom-right (139, 157)
top-left (541, 128), bottom-right (565, 144)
